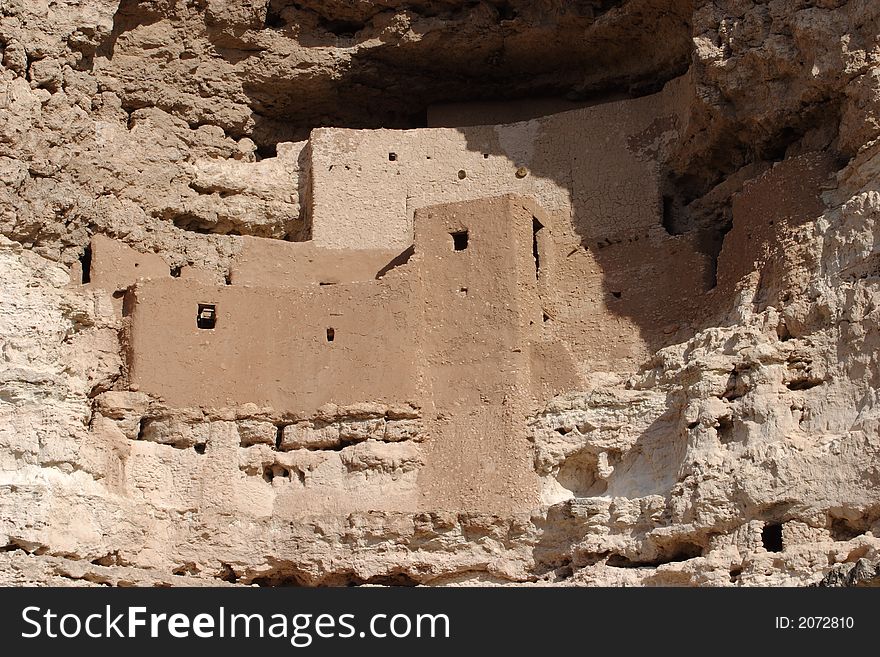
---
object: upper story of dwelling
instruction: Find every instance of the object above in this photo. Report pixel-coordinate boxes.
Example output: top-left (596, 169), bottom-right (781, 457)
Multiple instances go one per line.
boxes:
top-left (82, 71), bottom-right (835, 408)
top-left (305, 75), bottom-right (690, 251)
top-left (86, 75), bottom-right (719, 383)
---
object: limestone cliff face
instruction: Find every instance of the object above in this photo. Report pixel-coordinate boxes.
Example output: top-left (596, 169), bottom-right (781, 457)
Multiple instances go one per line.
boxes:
top-left (1, 0), bottom-right (880, 586)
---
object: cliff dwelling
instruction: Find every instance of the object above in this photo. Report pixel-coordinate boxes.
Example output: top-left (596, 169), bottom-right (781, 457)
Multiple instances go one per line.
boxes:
top-left (79, 83), bottom-right (695, 513)
top-left (2, 0), bottom-right (879, 590)
top-left (80, 77), bottom-right (833, 516)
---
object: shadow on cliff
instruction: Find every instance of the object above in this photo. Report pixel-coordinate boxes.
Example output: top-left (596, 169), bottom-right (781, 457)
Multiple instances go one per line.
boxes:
top-left (236, 0), bottom-right (696, 157)
top-left (451, 101), bottom-right (728, 359)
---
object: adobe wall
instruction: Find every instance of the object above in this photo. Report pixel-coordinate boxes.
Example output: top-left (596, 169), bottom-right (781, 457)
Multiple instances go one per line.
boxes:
top-left (229, 236), bottom-right (404, 287)
top-left (122, 196), bottom-right (576, 512)
top-left (308, 78), bottom-right (686, 250)
top-left (88, 234), bottom-right (170, 292)
top-left (308, 76), bottom-right (713, 372)
top-left (84, 235), bottom-right (171, 314)
top-left (125, 276), bottom-right (421, 414)
top-left (125, 196), bottom-right (575, 413)
top-left (413, 197), bottom-right (564, 511)
top-left (715, 151), bottom-right (836, 312)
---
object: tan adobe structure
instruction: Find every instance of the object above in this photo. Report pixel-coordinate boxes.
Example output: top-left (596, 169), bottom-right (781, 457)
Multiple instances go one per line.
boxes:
top-left (84, 76), bottom-right (811, 513)
top-left (121, 196), bottom-right (575, 511)
top-left (305, 76), bottom-right (712, 374)
top-left (125, 196), bottom-right (580, 413)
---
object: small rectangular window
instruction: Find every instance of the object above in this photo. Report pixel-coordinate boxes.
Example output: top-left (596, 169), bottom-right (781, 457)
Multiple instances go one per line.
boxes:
top-left (451, 230), bottom-right (469, 251)
top-left (326, 327), bottom-right (335, 342)
top-left (79, 245), bottom-right (92, 284)
top-left (197, 303), bottom-right (217, 329)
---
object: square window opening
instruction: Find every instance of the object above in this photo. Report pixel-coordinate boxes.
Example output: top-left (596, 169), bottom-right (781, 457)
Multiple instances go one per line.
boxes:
top-left (451, 230), bottom-right (469, 251)
top-left (197, 303), bottom-right (217, 329)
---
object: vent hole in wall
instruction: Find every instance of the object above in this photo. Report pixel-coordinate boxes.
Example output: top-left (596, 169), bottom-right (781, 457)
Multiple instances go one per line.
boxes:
top-left (197, 304), bottom-right (217, 330)
top-left (326, 327), bottom-right (335, 342)
top-left (388, 152), bottom-right (397, 161)
top-left (263, 464), bottom-right (291, 483)
top-left (451, 230), bottom-right (469, 251)
top-left (762, 523), bottom-right (783, 552)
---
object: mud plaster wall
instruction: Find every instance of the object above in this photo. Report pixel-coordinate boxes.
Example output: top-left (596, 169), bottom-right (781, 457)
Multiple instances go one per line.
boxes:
top-left (309, 75), bottom-right (689, 247)
top-left (414, 197), bottom-right (568, 511)
top-left (124, 196), bottom-right (569, 511)
top-left (308, 76), bottom-right (713, 373)
top-left (126, 275), bottom-right (420, 414)
top-left (715, 152), bottom-right (837, 313)
top-left (230, 236), bottom-right (403, 287)
top-left (125, 197), bottom-right (576, 414)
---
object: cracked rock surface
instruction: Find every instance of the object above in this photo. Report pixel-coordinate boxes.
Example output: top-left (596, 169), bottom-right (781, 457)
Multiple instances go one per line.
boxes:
top-left (2, 0), bottom-right (880, 586)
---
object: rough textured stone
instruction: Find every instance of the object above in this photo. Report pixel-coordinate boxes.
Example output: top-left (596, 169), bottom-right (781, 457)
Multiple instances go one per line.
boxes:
top-left (1, 0), bottom-right (880, 587)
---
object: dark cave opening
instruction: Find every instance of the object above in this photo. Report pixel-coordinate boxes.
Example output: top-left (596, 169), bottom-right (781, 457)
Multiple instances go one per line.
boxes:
top-left (762, 523), bottom-right (784, 553)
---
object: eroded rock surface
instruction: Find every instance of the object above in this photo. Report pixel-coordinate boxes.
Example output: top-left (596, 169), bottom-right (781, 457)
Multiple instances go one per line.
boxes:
top-left (1, 0), bottom-right (880, 586)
